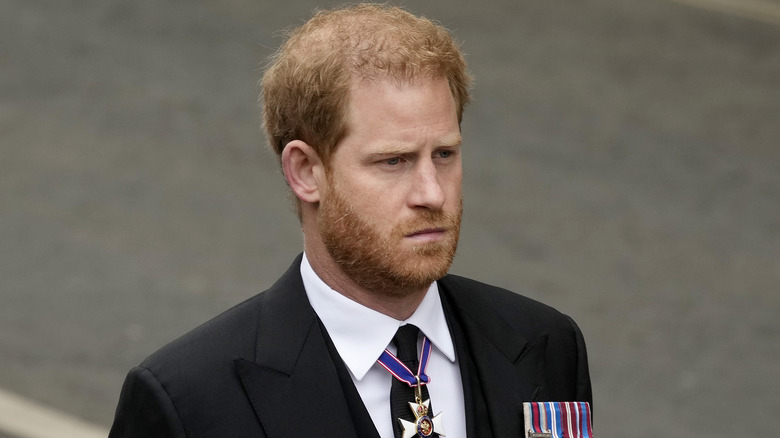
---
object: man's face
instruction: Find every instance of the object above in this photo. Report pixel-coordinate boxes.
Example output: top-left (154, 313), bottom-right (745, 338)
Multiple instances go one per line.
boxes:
top-left (318, 77), bottom-right (463, 297)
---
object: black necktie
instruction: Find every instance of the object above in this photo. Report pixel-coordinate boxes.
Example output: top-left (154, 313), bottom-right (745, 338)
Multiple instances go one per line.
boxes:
top-left (390, 324), bottom-right (433, 438)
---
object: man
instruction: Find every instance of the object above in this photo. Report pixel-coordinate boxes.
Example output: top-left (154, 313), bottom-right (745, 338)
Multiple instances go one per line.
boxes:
top-left (110, 4), bottom-right (591, 438)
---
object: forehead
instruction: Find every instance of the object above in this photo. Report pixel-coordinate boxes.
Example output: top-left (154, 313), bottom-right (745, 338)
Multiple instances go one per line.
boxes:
top-left (339, 76), bottom-right (461, 152)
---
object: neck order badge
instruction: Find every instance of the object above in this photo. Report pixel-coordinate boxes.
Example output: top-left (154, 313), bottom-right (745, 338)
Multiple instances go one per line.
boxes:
top-left (523, 401), bottom-right (593, 438)
top-left (377, 335), bottom-right (445, 437)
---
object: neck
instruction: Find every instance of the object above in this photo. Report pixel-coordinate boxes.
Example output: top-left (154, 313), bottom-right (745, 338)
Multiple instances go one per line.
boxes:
top-left (303, 229), bottom-right (428, 321)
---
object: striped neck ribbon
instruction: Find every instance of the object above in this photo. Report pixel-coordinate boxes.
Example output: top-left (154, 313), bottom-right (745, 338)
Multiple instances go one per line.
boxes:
top-left (377, 336), bottom-right (432, 387)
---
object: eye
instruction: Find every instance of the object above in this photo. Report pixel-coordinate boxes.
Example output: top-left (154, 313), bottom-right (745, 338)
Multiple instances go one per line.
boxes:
top-left (385, 157), bottom-right (401, 165)
top-left (436, 149), bottom-right (456, 159)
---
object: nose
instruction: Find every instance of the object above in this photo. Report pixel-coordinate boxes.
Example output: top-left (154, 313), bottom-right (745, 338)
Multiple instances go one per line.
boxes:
top-left (409, 159), bottom-right (445, 210)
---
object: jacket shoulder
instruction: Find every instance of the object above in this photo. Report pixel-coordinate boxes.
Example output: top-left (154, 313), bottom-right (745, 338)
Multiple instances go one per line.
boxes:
top-left (111, 257), bottom-right (306, 436)
top-left (141, 255), bottom-right (305, 373)
top-left (439, 274), bottom-right (575, 333)
top-left (141, 291), bottom-right (265, 373)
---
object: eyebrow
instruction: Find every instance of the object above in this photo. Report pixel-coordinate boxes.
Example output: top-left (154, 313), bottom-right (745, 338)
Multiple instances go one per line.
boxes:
top-left (438, 134), bottom-right (463, 148)
top-left (367, 137), bottom-right (461, 158)
top-left (370, 135), bottom-right (463, 156)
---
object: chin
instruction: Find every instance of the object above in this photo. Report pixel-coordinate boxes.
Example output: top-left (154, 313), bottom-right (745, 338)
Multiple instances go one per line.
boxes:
top-left (384, 244), bottom-right (457, 292)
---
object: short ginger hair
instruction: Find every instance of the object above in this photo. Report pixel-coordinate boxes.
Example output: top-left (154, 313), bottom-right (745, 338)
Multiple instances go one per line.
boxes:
top-left (261, 4), bottom-right (472, 165)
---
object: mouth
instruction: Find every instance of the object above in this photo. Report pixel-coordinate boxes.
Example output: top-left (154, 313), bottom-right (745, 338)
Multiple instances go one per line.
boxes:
top-left (404, 227), bottom-right (448, 242)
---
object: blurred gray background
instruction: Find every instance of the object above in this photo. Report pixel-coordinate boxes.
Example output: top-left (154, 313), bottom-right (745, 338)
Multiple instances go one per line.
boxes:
top-left (2, 0), bottom-right (779, 436)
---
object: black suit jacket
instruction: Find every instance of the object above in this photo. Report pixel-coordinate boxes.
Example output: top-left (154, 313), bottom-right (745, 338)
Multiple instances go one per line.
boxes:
top-left (110, 255), bottom-right (592, 437)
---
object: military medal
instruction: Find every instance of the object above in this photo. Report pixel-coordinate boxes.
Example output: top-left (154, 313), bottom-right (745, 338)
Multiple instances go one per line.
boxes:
top-left (523, 401), bottom-right (593, 438)
top-left (398, 384), bottom-right (445, 438)
top-left (377, 336), bottom-right (446, 437)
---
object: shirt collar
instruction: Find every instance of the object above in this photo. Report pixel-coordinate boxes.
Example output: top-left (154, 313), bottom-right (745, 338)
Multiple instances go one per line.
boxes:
top-left (301, 253), bottom-right (456, 381)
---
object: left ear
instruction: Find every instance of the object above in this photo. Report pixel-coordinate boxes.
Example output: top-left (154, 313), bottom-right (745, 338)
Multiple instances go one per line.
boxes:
top-left (281, 140), bottom-right (324, 204)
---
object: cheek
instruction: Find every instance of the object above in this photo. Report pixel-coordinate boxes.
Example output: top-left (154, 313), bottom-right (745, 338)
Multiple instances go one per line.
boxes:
top-left (443, 169), bottom-right (463, 199)
top-left (355, 190), bottom-right (408, 232)
top-left (356, 192), bottom-right (399, 222)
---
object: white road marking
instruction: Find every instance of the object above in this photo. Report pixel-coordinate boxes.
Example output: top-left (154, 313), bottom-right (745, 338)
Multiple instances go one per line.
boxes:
top-left (665, 0), bottom-right (780, 26)
top-left (0, 388), bottom-right (109, 438)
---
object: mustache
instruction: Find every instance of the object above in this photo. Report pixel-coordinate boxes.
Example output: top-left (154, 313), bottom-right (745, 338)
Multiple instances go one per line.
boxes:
top-left (396, 208), bottom-right (461, 237)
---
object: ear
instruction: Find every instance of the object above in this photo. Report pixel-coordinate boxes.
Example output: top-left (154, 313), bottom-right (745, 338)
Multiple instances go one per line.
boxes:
top-left (281, 140), bottom-right (324, 204)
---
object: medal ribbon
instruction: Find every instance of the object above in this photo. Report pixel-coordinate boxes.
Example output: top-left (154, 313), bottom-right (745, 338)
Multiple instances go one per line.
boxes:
top-left (523, 402), bottom-right (593, 438)
top-left (377, 335), bottom-right (432, 387)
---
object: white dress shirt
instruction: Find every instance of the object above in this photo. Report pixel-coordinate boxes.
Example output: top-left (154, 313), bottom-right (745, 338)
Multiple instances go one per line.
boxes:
top-left (301, 253), bottom-right (467, 438)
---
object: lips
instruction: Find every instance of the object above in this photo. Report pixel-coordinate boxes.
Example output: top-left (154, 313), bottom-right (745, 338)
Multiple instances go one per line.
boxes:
top-left (406, 227), bottom-right (446, 237)
top-left (404, 227), bottom-right (448, 244)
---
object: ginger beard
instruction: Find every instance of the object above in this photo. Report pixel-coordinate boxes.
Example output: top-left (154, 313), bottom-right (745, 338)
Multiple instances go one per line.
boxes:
top-left (318, 182), bottom-right (462, 298)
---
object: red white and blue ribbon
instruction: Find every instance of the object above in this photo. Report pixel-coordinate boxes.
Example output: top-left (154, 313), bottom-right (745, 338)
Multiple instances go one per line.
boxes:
top-left (376, 335), bottom-right (432, 387)
top-left (524, 401), bottom-right (593, 438)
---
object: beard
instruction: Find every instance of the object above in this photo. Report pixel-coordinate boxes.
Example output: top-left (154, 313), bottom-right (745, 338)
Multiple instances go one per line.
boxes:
top-left (318, 187), bottom-right (462, 298)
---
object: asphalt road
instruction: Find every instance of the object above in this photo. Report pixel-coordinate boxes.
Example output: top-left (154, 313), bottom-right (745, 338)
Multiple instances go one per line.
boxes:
top-left (2, 0), bottom-right (779, 436)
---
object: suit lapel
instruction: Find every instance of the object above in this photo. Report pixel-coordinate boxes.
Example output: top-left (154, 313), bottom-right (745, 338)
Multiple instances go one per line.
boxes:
top-left (235, 256), bottom-right (360, 438)
top-left (440, 276), bottom-right (549, 438)
top-left (232, 258), bottom-right (551, 437)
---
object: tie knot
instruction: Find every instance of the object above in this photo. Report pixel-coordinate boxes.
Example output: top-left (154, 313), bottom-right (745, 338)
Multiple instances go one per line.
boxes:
top-left (392, 324), bottom-right (421, 364)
